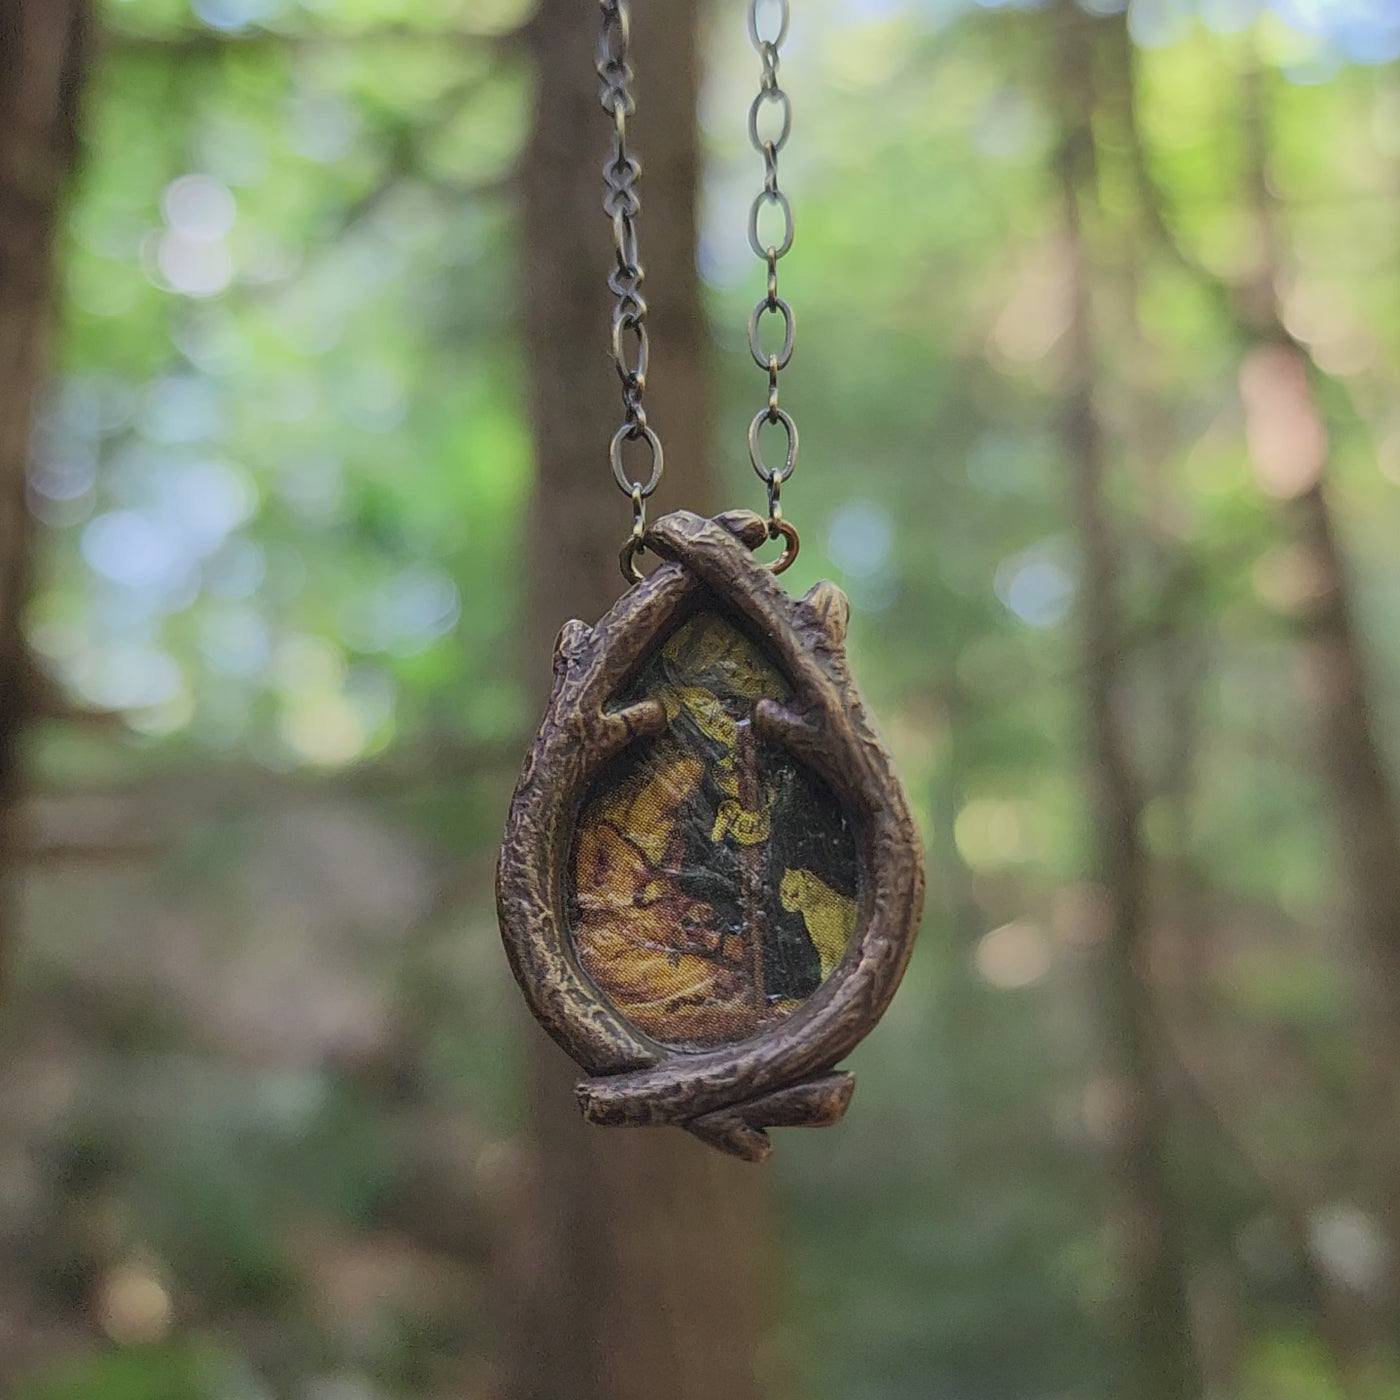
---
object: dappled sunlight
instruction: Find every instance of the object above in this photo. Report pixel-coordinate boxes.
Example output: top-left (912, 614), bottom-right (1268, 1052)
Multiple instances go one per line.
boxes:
top-left (973, 919), bottom-right (1053, 989)
top-left (1, 0), bottom-right (1398, 1395)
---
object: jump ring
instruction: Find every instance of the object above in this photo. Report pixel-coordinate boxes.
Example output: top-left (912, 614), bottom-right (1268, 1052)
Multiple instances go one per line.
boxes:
top-left (620, 484), bottom-right (647, 585)
top-left (611, 421), bottom-right (663, 498)
top-left (766, 518), bottom-right (800, 575)
top-left (619, 534), bottom-right (646, 585)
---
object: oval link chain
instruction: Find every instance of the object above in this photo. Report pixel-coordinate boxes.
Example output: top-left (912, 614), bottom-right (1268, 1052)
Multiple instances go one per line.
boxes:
top-left (745, 0), bottom-right (799, 572)
top-left (598, 0), bottom-right (663, 583)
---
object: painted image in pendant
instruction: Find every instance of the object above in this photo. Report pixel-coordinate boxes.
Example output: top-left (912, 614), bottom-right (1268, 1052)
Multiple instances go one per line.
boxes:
top-left (567, 611), bottom-right (859, 1051)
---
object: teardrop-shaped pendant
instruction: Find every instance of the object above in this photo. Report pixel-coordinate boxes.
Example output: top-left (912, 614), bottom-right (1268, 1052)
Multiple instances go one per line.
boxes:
top-left (497, 510), bottom-right (925, 1160)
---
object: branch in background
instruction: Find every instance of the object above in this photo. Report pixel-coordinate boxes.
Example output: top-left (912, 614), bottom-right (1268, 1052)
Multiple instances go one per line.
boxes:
top-left (1108, 14), bottom-right (1372, 389)
top-left (209, 52), bottom-right (523, 308)
top-left (20, 793), bottom-right (166, 863)
top-left (24, 657), bottom-right (123, 730)
top-left (101, 22), bottom-right (530, 61)
top-left (1106, 21), bottom-right (1218, 294)
top-left (102, 12), bottom-right (527, 252)
top-left (16, 733), bottom-right (521, 868)
top-left (328, 66), bottom-right (521, 242)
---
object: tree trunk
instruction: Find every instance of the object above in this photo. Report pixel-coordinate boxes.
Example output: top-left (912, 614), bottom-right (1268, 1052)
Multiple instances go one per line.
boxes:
top-left (1051, 7), bottom-right (1202, 1397)
top-left (1291, 466), bottom-right (1400, 1329)
top-left (500, 3), bottom-right (777, 1398)
top-left (1235, 69), bottom-right (1400, 1349)
top-left (0, 0), bottom-right (91, 989)
top-left (1103, 25), bottom-right (1393, 1373)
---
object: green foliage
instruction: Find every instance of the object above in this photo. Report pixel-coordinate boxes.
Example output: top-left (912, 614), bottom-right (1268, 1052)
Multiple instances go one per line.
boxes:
top-left (12, 0), bottom-right (1400, 1395)
top-left (13, 1345), bottom-right (226, 1400)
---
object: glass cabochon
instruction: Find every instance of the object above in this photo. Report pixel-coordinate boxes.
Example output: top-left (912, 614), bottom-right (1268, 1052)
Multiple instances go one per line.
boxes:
top-left (567, 611), bottom-right (859, 1050)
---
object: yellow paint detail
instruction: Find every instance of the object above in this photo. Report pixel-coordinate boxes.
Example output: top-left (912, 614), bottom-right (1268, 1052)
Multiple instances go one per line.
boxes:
top-left (780, 867), bottom-right (857, 978)
top-left (585, 751), bottom-right (703, 867)
top-left (661, 614), bottom-right (783, 702)
top-left (656, 683), bottom-right (742, 797)
top-left (572, 736), bottom-right (759, 1046)
top-left (671, 685), bottom-right (738, 748)
top-left (711, 798), bottom-right (771, 846)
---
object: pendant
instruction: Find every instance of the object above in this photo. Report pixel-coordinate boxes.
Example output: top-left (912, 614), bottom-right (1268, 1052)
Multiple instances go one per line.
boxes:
top-left (497, 510), bottom-right (925, 1160)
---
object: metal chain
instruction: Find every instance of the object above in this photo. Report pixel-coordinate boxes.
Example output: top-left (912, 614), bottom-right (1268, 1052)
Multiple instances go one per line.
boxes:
top-left (746, 0), bottom-right (799, 570)
top-left (598, 0), bottom-right (663, 583)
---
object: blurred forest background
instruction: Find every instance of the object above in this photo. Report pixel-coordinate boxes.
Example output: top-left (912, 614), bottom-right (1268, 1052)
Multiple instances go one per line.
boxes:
top-left (2, 0), bottom-right (1400, 1397)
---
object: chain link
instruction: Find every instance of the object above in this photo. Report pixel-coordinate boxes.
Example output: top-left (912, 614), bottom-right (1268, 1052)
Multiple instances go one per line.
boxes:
top-left (598, 0), bottom-right (663, 582)
top-left (745, 0), bottom-right (798, 556)
top-left (599, 0), bottom-right (799, 580)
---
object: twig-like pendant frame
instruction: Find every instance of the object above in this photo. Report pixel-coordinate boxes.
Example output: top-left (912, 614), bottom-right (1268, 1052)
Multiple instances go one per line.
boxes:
top-left (497, 510), bottom-right (925, 1160)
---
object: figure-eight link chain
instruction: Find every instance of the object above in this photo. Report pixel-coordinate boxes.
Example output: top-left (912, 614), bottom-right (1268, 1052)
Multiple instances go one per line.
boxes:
top-left (598, 0), bottom-right (662, 584)
top-left (747, 0), bottom-right (799, 572)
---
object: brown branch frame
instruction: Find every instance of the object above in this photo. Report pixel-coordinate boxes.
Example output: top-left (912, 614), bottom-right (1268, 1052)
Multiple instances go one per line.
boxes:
top-left (497, 510), bottom-right (925, 1160)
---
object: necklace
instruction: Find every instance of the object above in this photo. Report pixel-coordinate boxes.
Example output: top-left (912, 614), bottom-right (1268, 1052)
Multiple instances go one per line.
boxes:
top-left (497, 0), bottom-right (925, 1162)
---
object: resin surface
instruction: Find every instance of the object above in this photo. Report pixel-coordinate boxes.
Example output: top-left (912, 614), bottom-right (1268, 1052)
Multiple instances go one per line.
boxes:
top-left (568, 611), bottom-right (858, 1049)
